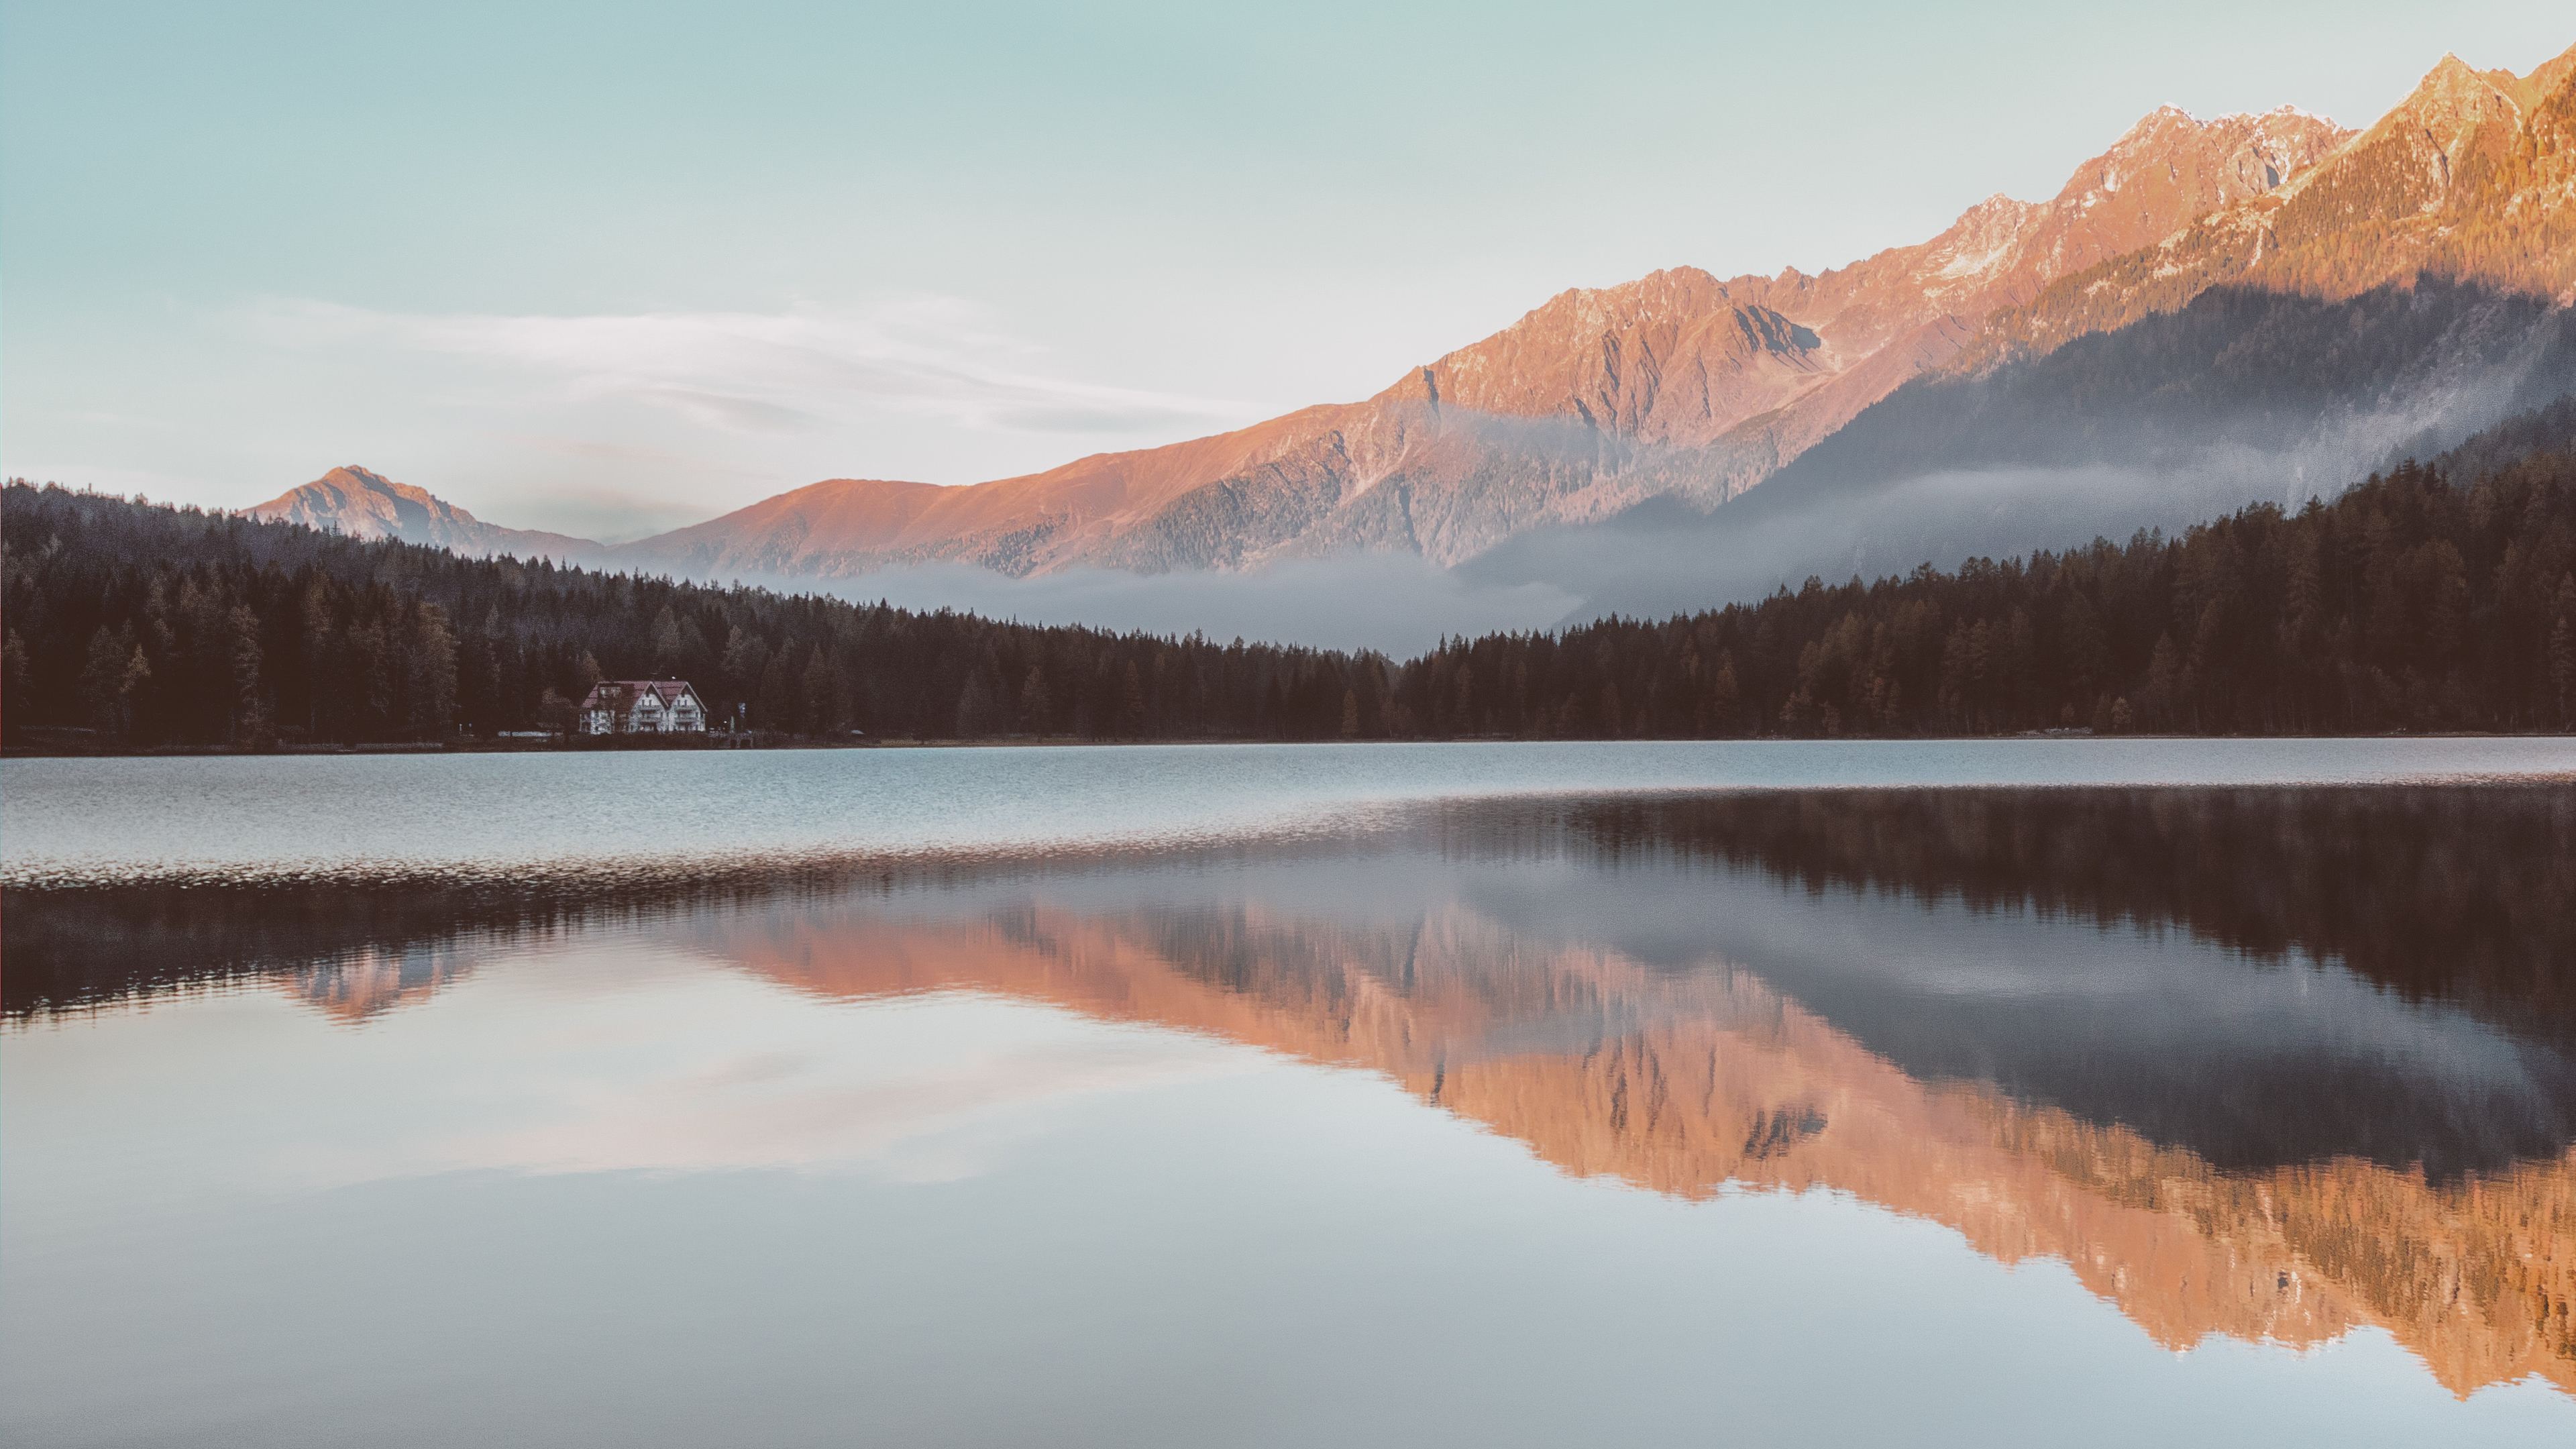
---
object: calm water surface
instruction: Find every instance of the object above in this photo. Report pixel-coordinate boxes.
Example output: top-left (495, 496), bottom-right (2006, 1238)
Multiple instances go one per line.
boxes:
top-left (5, 736), bottom-right (2571, 885)
top-left (5, 741), bottom-right (2575, 1446)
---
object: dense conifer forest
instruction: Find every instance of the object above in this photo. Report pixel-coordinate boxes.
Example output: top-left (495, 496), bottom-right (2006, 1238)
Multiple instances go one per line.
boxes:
top-left (6, 397), bottom-right (2575, 747)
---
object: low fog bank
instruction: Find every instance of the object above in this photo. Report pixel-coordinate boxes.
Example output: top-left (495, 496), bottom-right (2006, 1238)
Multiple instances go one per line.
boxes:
top-left (768, 443), bottom-right (2353, 650)
top-left (693, 413), bottom-right (2524, 654)
top-left (761, 553), bottom-right (1582, 657)
top-left (660, 347), bottom-right (2575, 651)
top-left (1458, 280), bottom-right (2576, 627)
top-left (1465, 453), bottom-right (2350, 627)
top-left (1472, 383), bottom-right (2576, 628)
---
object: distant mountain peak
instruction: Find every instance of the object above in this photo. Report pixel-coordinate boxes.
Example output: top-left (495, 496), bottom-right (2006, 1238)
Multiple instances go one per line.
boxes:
top-left (324, 462), bottom-right (417, 492)
top-left (245, 467), bottom-right (598, 562)
top-left (2065, 104), bottom-right (2351, 213)
top-left (2369, 50), bottom-right (2526, 142)
top-left (1382, 264), bottom-right (1827, 453)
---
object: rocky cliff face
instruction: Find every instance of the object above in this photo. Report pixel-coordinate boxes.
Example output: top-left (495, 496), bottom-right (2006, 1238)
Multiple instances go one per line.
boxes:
top-left (1976, 44), bottom-right (2576, 365)
top-left (244, 466), bottom-right (598, 564)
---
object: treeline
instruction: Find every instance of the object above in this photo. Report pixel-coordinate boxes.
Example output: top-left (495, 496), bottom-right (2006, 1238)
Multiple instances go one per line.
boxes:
top-left (1417, 428), bottom-right (2576, 738)
top-left (5, 400), bottom-right (2575, 745)
top-left (0, 484), bottom-right (1388, 746)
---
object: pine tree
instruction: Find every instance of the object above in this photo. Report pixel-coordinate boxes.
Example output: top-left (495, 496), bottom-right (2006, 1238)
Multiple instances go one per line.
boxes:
top-left (78, 627), bottom-right (129, 737)
top-left (1119, 661), bottom-right (1147, 739)
top-left (227, 603), bottom-right (265, 743)
top-left (1019, 667), bottom-right (1053, 735)
top-left (2548, 575), bottom-right (2576, 729)
top-left (955, 668), bottom-right (997, 739)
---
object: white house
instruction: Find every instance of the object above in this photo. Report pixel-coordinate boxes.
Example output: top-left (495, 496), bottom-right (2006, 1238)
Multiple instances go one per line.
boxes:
top-left (578, 679), bottom-right (707, 735)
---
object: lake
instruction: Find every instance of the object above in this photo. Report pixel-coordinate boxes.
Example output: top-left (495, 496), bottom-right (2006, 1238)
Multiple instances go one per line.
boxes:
top-left (5, 740), bottom-right (2575, 1446)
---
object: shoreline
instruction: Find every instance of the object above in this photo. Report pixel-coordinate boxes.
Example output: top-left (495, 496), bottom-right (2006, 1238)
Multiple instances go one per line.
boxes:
top-left (7, 729), bottom-right (2573, 759)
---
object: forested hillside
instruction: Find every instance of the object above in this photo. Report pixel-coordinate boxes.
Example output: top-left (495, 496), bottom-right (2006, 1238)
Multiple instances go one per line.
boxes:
top-left (5, 396), bottom-right (2574, 745)
top-left (1432, 399), bottom-right (2576, 739)
top-left (0, 487), bottom-right (1386, 746)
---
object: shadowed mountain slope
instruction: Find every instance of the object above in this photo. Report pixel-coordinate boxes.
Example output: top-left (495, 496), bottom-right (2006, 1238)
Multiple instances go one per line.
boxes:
top-left (1468, 277), bottom-right (2576, 619)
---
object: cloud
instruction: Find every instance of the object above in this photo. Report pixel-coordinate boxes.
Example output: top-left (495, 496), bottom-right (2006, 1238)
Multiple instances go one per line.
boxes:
top-left (244, 297), bottom-right (1252, 440)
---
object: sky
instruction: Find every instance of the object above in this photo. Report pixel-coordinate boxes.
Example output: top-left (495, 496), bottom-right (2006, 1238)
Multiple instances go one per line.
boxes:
top-left (4, 1), bottom-right (2571, 541)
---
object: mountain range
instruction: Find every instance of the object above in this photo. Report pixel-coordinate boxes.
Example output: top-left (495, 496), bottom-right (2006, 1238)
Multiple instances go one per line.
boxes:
top-left (249, 40), bottom-right (2576, 612)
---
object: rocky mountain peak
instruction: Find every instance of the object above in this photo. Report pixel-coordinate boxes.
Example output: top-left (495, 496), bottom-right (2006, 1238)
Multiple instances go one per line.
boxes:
top-left (1973, 41), bottom-right (2576, 367)
top-left (330, 465), bottom-right (441, 508)
top-left (2058, 104), bottom-right (2349, 215)
top-left (2511, 39), bottom-right (2576, 113)
top-left (245, 466), bottom-right (596, 561)
top-left (2360, 51), bottom-right (2526, 160)
top-left (1383, 265), bottom-right (1824, 449)
top-left (250, 465), bottom-right (464, 537)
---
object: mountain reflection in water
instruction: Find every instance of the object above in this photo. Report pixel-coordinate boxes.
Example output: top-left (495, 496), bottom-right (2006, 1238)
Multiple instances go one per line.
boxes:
top-left (9, 784), bottom-right (2574, 1401)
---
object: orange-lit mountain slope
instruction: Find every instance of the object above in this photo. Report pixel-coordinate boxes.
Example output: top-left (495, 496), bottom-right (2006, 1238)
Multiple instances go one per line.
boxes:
top-left (1976, 42), bottom-right (2576, 364)
top-left (609, 105), bottom-right (2348, 576)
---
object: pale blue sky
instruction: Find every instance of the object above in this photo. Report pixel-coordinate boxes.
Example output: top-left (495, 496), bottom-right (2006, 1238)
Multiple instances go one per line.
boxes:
top-left (4, 1), bottom-right (2568, 537)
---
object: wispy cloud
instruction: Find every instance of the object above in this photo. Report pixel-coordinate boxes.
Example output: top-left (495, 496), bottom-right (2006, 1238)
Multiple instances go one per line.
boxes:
top-left (245, 297), bottom-right (1250, 438)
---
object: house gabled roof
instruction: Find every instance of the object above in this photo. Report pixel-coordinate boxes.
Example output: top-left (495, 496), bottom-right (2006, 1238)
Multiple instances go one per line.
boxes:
top-left (580, 679), bottom-right (702, 711)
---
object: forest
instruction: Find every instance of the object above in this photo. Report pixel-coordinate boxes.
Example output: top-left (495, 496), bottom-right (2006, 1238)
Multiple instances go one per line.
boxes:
top-left (5, 396), bottom-right (2575, 747)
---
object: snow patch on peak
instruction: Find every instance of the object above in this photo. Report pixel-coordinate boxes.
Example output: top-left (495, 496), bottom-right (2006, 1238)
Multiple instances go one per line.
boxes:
top-left (2120, 104), bottom-right (2202, 136)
